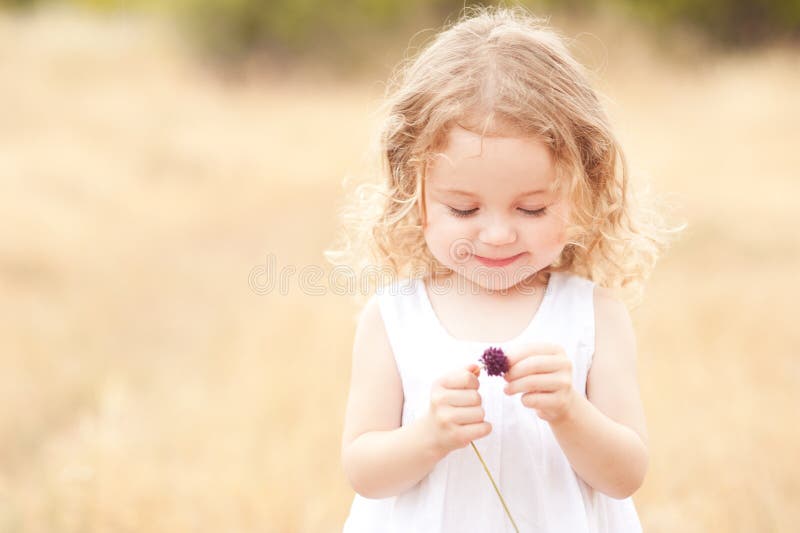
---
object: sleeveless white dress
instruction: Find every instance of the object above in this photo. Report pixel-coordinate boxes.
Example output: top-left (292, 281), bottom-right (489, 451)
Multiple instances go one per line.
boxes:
top-left (342, 271), bottom-right (643, 532)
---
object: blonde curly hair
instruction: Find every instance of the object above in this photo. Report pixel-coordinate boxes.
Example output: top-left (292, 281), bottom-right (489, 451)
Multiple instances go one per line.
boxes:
top-left (325, 5), bottom-right (683, 308)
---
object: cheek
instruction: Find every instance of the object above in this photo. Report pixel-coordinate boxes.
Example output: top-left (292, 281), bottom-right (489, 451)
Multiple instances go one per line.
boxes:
top-left (526, 211), bottom-right (569, 251)
top-left (546, 203), bottom-right (571, 244)
top-left (423, 212), bottom-right (450, 246)
top-left (552, 217), bottom-right (569, 245)
top-left (534, 221), bottom-right (565, 248)
top-left (426, 209), bottom-right (461, 234)
top-left (423, 213), bottom-right (475, 263)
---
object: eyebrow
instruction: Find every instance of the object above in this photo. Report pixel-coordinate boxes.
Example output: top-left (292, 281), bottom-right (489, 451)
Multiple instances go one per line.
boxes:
top-left (437, 188), bottom-right (548, 198)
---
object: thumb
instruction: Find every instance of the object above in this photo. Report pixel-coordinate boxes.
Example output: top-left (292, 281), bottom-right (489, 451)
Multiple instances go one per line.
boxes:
top-left (466, 363), bottom-right (481, 377)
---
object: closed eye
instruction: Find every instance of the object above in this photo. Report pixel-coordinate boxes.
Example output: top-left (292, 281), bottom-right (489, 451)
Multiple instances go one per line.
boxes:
top-left (447, 206), bottom-right (479, 218)
top-left (518, 207), bottom-right (547, 217)
top-left (446, 206), bottom-right (548, 218)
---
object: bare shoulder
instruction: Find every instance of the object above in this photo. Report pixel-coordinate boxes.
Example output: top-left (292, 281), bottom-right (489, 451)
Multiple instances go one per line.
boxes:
top-left (593, 286), bottom-right (636, 350)
top-left (341, 294), bottom-right (404, 449)
top-left (352, 295), bottom-right (394, 362)
top-left (353, 295), bottom-right (388, 347)
top-left (588, 285), bottom-right (648, 446)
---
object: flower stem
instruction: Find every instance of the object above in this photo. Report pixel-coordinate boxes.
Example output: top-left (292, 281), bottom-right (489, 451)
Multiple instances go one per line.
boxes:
top-left (470, 441), bottom-right (520, 533)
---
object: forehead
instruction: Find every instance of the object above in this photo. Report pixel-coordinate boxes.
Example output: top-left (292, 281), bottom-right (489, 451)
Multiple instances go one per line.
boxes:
top-left (426, 126), bottom-right (556, 194)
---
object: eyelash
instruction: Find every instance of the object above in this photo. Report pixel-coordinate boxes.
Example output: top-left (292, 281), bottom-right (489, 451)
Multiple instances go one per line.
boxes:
top-left (447, 206), bottom-right (548, 218)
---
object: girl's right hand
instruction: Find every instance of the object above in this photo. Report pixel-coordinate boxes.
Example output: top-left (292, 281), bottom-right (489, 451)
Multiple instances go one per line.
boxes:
top-left (423, 363), bottom-right (492, 455)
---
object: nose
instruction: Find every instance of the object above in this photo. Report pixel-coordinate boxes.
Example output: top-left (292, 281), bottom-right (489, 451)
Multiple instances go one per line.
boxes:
top-left (478, 215), bottom-right (517, 246)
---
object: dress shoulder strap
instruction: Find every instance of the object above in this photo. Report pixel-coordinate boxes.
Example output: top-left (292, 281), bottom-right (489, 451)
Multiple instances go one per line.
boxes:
top-left (371, 278), bottom-right (429, 383)
top-left (536, 272), bottom-right (597, 395)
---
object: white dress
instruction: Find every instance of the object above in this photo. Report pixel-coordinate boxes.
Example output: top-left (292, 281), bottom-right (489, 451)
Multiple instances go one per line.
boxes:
top-left (342, 271), bottom-right (643, 533)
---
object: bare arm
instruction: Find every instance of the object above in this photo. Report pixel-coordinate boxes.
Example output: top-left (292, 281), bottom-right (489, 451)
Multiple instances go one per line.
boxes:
top-left (547, 286), bottom-right (649, 499)
top-left (340, 296), bottom-right (444, 499)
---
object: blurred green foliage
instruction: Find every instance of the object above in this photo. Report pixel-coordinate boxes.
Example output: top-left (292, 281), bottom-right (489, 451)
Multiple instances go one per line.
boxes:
top-left (2, 0), bottom-right (798, 61)
top-left (619, 0), bottom-right (800, 46)
top-left (170, 0), bottom-right (432, 62)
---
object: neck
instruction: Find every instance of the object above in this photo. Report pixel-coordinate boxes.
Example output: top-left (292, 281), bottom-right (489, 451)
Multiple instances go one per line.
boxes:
top-left (429, 269), bottom-right (550, 300)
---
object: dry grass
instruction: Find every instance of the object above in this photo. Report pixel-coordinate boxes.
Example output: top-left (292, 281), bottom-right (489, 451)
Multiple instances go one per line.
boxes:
top-left (0, 6), bottom-right (798, 533)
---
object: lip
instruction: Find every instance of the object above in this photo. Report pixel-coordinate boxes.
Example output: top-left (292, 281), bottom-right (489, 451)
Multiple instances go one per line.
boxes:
top-left (474, 252), bottom-right (526, 267)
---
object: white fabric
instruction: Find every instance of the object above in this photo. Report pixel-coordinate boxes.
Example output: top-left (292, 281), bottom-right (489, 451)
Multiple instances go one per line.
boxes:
top-left (342, 271), bottom-right (643, 533)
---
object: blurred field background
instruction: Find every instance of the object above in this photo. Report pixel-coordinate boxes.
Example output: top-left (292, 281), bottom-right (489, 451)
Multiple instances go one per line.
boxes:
top-left (1, 0), bottom-right (798, 532)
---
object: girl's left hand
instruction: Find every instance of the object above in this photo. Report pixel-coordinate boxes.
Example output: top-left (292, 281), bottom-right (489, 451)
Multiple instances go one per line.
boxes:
top-left (503, 342), bottom-right (577, 424)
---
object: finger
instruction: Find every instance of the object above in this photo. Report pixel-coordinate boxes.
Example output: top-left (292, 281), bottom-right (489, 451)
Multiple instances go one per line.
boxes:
top-left (504, 354), bottom-right (565, 381)
top-left (460, 421), bottom-right (492, 443)
top-left (446, 405), bottom-right (485, 425)
top-left (443, 389), bottom-right (482, 407)
top-left (505, 374), bottom-right (564, 395)
top-left (520, 391), bottom-right (563, 413)
top-left (440, 368), bottom-right (479, 390)
top-left (505, 342), bottom-right (565, 365)
top-left (520, 392), bottom-right (546, 410)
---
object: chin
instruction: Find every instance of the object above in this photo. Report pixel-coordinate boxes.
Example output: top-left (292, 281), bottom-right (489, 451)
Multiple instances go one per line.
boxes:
top-left (459, 265), bottom-right (534, 293)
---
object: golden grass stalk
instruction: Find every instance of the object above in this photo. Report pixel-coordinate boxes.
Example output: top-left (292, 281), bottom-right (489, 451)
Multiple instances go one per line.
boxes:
top-left (470, 441), bottom-right (520, 533)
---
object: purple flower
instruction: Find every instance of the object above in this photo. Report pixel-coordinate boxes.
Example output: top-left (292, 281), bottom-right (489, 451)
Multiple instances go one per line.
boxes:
top-left (479, 346), bottom-right (509, 377)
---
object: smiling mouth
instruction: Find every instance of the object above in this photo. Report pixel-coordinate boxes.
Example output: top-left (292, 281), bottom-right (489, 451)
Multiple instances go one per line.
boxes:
top-left (474, 252), bottom-right (525, 267)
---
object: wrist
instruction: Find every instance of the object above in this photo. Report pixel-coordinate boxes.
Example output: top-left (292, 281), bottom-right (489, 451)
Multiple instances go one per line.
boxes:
top-left (548, 388), bottom-right (583, 427)
top-left (415, 413), bottom-right (449, 462)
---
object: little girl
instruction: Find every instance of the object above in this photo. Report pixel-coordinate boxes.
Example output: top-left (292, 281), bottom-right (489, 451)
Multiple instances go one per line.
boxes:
top-left (327, 6), bottom-right (678, 533)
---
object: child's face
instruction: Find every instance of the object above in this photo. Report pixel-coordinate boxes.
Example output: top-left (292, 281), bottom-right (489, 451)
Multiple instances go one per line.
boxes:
top-left (423, 125), bottom-right (570, 292)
